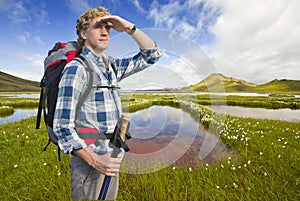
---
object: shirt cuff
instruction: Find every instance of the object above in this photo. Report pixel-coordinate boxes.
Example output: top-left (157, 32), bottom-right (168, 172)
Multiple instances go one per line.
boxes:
top-left (140, 44), bottom-right (163, 64)
top-left (58, 136), bottom-right (87, 155)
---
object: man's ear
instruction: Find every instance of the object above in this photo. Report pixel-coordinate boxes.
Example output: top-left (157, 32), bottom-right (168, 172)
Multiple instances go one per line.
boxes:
top-left (80, 30), bottom-right (87, 40)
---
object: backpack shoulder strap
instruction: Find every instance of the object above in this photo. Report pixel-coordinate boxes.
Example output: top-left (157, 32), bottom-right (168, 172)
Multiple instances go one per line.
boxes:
top-left (111, 62), bottom-right (117, 76)
top-left (73, 55), bottom-right (94, 122)
top-left (36, 87), bottom-right (45, 129)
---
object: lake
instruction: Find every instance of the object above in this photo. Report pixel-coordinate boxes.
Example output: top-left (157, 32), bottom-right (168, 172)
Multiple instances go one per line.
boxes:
top-left (122, 106), bottom-right (231, 174)
top-left (0, 93), bottom-right (40, 98)
top-left (0, 108), bottom-right (38, 125)
top-left (123, 91), bottom-right (300, 98)
top-left (196, 92), bottom-right (270, 97)
top-left (1, 92), bottom-right (299, 99)
top-left (207, 105), bottom-right (300, 122)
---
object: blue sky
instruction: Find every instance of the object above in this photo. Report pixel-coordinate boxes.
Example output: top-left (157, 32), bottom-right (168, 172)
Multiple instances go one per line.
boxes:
top-left (0, 0), bottom-right (299, 90)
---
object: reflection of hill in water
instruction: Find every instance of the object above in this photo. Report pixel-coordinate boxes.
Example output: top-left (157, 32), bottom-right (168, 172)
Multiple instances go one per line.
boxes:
top-left (126, 106), bottom-right (233, 169)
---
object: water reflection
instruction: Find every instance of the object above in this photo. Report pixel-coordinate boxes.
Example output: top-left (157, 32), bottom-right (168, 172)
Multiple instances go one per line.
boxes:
top-left (0, 93), bottom-right (39, 98)
top-left (123, 106), bottom-right (231, 174)
top-left (207, 105), bottom-right (300, 122)
top-left (196, 92), bottom-right (270, 97)
top-left (0, 108), bottom-right (38, 125)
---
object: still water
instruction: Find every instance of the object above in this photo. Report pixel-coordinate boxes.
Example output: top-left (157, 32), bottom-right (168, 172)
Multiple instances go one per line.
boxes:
top-left (207, 105), bottom-right (300, 122)
top-left (123, 106), bottom-right (230, 174)
top-left (0, 93), bottom-right (39, 98)
top-left (0, 108), bottom-right (38, 125)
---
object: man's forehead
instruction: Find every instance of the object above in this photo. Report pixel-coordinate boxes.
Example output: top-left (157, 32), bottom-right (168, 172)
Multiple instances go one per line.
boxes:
top-left (91, 19), bottom-right (110, 28)
top-left (94, 20), bottom-right (108, 25)
top-left (91, 17), bottom-right (106, 24)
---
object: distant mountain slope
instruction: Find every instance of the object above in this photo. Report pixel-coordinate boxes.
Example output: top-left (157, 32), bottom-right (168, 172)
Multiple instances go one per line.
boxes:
top-left (254, 79), bottom-right (300, 92)
top-left (183, 73), bottom-right (257, 92)
top-left (0, 71), bottom-right (40, 92)
top-left (182, 73), bottom-right (300, 93)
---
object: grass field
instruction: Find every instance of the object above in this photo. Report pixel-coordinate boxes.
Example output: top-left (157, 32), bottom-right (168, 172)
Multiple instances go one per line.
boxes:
top-left (0, 93), bottom-right (299, 200)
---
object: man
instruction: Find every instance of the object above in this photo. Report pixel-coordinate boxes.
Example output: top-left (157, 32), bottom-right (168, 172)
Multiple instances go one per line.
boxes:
top-left (53, 6), bottom-right (162, 200)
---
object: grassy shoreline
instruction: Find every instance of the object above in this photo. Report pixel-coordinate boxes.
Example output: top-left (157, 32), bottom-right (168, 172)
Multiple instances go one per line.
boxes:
top-left (0, 91), bottom-right (39, 94)
top-left (0, 93), bottom-right (299, 200)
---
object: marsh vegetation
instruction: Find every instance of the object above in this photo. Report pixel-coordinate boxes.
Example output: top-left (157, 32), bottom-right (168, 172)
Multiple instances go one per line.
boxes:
top-left (0, 92), bottom-right (299, 200)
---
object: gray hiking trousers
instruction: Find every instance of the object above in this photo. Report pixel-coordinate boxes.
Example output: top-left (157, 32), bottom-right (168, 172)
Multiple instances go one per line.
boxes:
top-left (70, 156), bottom-right (119, 200)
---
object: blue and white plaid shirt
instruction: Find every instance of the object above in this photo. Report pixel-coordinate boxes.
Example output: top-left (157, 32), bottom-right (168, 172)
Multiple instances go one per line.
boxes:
top-left (53, 45), bottom-right (162, 154)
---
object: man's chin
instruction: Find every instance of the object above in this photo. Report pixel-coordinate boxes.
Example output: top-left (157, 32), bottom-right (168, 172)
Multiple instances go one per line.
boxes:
top-left (95, 45), bottom-right (108, 52)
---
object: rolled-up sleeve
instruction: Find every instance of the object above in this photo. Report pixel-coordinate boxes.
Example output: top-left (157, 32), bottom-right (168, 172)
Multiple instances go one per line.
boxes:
top-left (53, 62), bottom-right (87, 154)
top-left (140, 44), bottom-right (163, 65)
top-left (114, 45), bottom-right (163, 81)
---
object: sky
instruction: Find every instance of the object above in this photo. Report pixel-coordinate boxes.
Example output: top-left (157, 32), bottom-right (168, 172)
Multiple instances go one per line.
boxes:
top-left (0, 0), bottom-right (299, 90)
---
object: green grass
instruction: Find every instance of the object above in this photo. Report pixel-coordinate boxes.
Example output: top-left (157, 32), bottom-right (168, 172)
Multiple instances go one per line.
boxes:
top-left (0, 106), bottom-right (14, 117)
top-left (0, 97), bottom-right (39, 108)
top-left (194, 94), bottom-right (300, 109)
top-left (121, 92), bottom-right (300, 111)
top-left (0, 93), bottom-right (299, 200)
top-left (0, 117), bottom-right (71, 200)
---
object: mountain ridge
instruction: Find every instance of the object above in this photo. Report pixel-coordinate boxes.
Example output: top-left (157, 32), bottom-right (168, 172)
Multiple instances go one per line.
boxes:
top-left (0, 71), bottom-right (40, 92)
top-left (1, 71), bottom-right (299, 93)
top-left (182, 73), bottom-right (300, 93)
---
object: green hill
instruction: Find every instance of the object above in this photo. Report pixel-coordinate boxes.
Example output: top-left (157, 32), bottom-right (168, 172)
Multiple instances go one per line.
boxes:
top-left (254, 79), bottom-right (300, 92)
top-left (0, 71), bottom-right (40, 92)
top-left (183, 73), bottom-right (257, 92)
top-left (183, 73), bottom-right (300, 93)
top-left (1, 70), bottom-right (300, 94)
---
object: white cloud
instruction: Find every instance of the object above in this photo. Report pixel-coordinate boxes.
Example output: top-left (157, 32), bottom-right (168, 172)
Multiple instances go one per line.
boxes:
top-left (65, 0), bottom-right (90, 14)
top-left (132, 0), bottom-right (147, 13)
top-left (146, 0), bottom-right (220, 40)
top-left (16, 32), bottom-right (44, 45)
top-left (133, 0), bottom-right (300, 84)
top-left (3, 0), bottom-right (49, 25)
top-left (205, 0), bottom-right (300, 83)
top-left (186, 0), bottom-right (203, 8)
top-left (149, 0), bottom-right (181, 29)
top-left (0, 50), bottom-right (44, 81)
top-left (34, 35), bottom-right (43, 45)
top-left (0, 0), bottom-right (12, 12)
top-left (17, 32), bottom-right (30, 44)
top-left (34, 8), bottom-right (50, 26)
top-left (7, 1), bottom-right (31, 24)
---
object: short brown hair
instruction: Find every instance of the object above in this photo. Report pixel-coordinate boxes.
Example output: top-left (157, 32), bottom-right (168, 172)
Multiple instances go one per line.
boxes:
top-left (76, 6), bottom-right (111, 47)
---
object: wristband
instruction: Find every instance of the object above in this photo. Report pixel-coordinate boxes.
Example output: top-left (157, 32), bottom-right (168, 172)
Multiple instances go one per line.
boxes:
top-left (128, 25), bottom-right (137, 35)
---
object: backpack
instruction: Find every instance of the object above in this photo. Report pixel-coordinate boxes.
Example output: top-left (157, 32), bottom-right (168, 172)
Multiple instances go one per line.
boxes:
top-left (36, 41), bottom-right (118, 161)
top-left (35, 41), bottom-right (94, 161)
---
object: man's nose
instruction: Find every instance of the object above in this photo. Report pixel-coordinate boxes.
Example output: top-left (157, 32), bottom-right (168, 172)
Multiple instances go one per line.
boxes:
top-left (100, 27), bottom-right (109, 36)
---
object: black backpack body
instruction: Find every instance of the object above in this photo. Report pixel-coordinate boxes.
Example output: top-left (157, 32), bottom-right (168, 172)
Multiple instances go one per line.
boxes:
top-left (36, 41), bottom-right (93, 160)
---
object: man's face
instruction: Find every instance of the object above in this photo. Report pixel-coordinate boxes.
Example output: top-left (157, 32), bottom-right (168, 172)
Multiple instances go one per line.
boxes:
top-left (83, 16), bottom-right (111, 54)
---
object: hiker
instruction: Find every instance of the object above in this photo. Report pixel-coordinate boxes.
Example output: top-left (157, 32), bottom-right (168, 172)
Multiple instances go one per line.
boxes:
top-left (52, 6), bottom-right (162, 200)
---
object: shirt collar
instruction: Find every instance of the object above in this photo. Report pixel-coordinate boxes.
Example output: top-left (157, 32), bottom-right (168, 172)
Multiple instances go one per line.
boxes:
top-left (82, 46), bottom-right (110, 72)
top-left (82, 46), bottom-right (108, 67)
